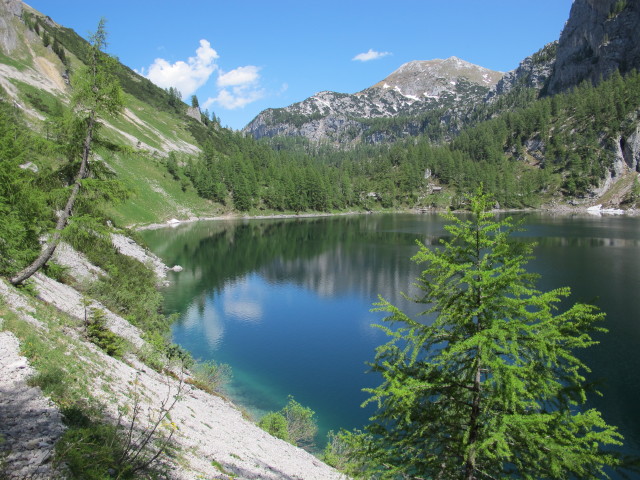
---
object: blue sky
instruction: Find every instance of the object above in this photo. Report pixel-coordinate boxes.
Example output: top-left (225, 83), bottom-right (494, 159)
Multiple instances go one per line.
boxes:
top-left (26, 1), bottom-right (573, 130)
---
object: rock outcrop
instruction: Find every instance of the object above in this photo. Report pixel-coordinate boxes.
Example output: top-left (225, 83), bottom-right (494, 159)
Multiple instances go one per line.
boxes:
top-left (186, 106), bottom-right (202, 123)
top-left (547, 0), bottom-right (640, 94)
top-left (0, 0), bottom-right (22, 54)
top-left (621, 123), bottom-right (640, 173)
top-left (487, 42), bottom-right (557, 100)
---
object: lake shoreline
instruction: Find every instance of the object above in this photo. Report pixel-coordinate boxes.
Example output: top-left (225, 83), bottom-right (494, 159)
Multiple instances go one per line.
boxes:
top-left (133, 204), bottom-right (640, 231)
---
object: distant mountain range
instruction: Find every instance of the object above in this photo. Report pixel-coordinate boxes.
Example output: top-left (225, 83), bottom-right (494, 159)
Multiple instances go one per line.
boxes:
top-left (244, 0), bottom-right (640, 146)
top-left (244, 57), bottom-right (503, 145)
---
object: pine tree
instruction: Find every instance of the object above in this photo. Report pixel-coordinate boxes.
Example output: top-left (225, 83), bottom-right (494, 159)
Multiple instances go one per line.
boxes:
top-left (363, 188), bottom-right (622, 479)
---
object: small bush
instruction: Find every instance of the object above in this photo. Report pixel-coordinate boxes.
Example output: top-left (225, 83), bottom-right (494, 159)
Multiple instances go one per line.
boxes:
top-left (281, 396), bottom-right (317, 449)
top-left (258, 412), bottom-right (289, 442)
top-left (43, 260), bottom-right (70, 283)
top-left (14, 281), bottom-right (38, 297)
top-left (211, 459), bottom-right (237, 478)
top-left (141, 330), bottom-right (193, 372)
top-left (55, 422), bottom-right (134, 479)
top-left (189, 360), bottom-right (232, 394)
top-left (86, 308), bottom-right (124, 357)
top-left (54, 377), bottom-right (183, 479)
top-left (322, 430), bottom-right (349, 469)
top-left (322, 429), bottom-right (372, 478)
top-left (29, 365), bottom-right (69, 402)
top-left (258, 396), bottom-right (317, 449)
top-left (610, 0), bottom-right (627, 18)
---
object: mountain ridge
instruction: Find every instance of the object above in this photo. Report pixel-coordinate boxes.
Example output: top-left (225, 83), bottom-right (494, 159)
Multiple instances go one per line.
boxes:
top-left (243, 56), bottom-right (502, 145)
top-left (245, 0), bottom-right (640, 148)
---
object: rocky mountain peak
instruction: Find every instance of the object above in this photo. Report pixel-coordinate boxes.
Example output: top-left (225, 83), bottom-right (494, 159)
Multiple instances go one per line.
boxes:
top-left (244, 57), bottom-right (502, 144)
top-left (368, 56), bottom-right (502, 100)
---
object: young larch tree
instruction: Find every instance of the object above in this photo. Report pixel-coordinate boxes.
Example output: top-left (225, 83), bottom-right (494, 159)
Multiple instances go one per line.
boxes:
top-left (10, 18), bottom-right (123, 285)
top-left (364, 188), bottom-right (622, 479)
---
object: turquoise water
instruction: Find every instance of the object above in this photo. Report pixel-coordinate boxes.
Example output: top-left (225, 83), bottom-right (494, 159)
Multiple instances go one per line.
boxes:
top-left (141, 212), bottom-right (640, 462)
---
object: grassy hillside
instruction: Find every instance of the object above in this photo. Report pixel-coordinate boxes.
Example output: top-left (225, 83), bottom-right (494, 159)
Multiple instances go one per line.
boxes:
top-left (0, 5), bottom-right (232, 228)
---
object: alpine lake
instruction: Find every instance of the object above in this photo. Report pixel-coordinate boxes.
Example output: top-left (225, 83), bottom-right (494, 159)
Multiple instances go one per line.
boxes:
top-left (140, 212), bottom-right (640, 463)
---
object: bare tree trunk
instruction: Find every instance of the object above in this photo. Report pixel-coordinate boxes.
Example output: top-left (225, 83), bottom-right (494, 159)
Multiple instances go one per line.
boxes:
top-left (464, 362), bottom-right (482, 480)
top-left (10, 115), bottom-right (95, 285)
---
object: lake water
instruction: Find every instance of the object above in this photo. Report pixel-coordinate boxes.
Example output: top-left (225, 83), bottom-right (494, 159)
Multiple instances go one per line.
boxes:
top-left (141, 212), bottom-right (640, 462)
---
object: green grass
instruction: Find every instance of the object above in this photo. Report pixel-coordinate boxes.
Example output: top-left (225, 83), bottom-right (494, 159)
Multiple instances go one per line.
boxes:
top-left (99, 92), bottom-right (200, 154)
top-left (10, 78), bottom-right (64, 115)
top-left (0, 50), bottom-right (30, 70)
top-left (211, 459), bottom-right (237, 478)
top-left (125, 93), bottom-right (197, 145)
top-left (1, 294), bottom-right (101, 410)
top-left (99, 148), bottom-right (220, 226)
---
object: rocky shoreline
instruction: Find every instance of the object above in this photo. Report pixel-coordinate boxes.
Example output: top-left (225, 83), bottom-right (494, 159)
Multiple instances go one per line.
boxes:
top-left (0, 238), bottom-right (346, 479)
top-left (134, 202), bottom-right (640, 232)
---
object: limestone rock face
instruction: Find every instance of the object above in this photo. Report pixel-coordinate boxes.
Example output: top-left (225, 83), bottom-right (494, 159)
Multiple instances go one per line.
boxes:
top-left (547, 0), bottom-right (640, 94)
top-left (186, 106), bottom-right (202, 123)
top-left (622, 124), bottom-right (640, 172)
top-left (1, 0), bottom-right (21, 16)
top-left (0, 0), bottom-right (22, 54)
top-left (487, 42), bottom-right (557, 100)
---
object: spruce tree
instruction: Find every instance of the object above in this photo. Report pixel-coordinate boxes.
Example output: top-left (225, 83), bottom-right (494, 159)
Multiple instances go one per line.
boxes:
top-left (364, 188), bottom-right (622, 479)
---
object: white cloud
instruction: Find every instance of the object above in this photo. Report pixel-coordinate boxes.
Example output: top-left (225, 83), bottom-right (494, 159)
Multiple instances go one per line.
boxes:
top-left (144, 39), bottom-right (219, 97)
top-left (352, 49), bottom-right (391, 62)
top-left (204, 85), bottom-right (265, 110)
top-left (217, 65), bottom-right (261, 87)
top-left (142, 41), bottom-right (267, 111)
top-left (224, 298), bottom-right (262, 323)
top-left (202, 65), bottom-right (264, 110)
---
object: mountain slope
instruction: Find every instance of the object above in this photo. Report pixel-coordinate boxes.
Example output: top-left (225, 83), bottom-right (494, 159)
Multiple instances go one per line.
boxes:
top-left (244, 57), bottom-right (503, 145)
top-left (486, 42), bottom-right (557, 101)
top-left (0, 0), bottom-right (201, 156)
top-left (0, 0), bottom-right (237, 226)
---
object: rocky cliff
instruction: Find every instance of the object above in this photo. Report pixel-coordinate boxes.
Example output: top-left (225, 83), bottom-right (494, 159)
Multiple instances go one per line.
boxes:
top-left (547, 0), bottom-right (640, 94)
top-left (487, 42), bottom-right (557, 100)
top-left (244, 57), bottom-right (502, 145)
top-left (0, 0), bottom-right (22, 53)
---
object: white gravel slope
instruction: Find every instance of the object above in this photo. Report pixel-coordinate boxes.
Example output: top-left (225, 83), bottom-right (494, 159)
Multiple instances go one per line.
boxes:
top-left (0, 330), bottom-right (65, 479)
top-left (0, 240), bottom-right (347, 479)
